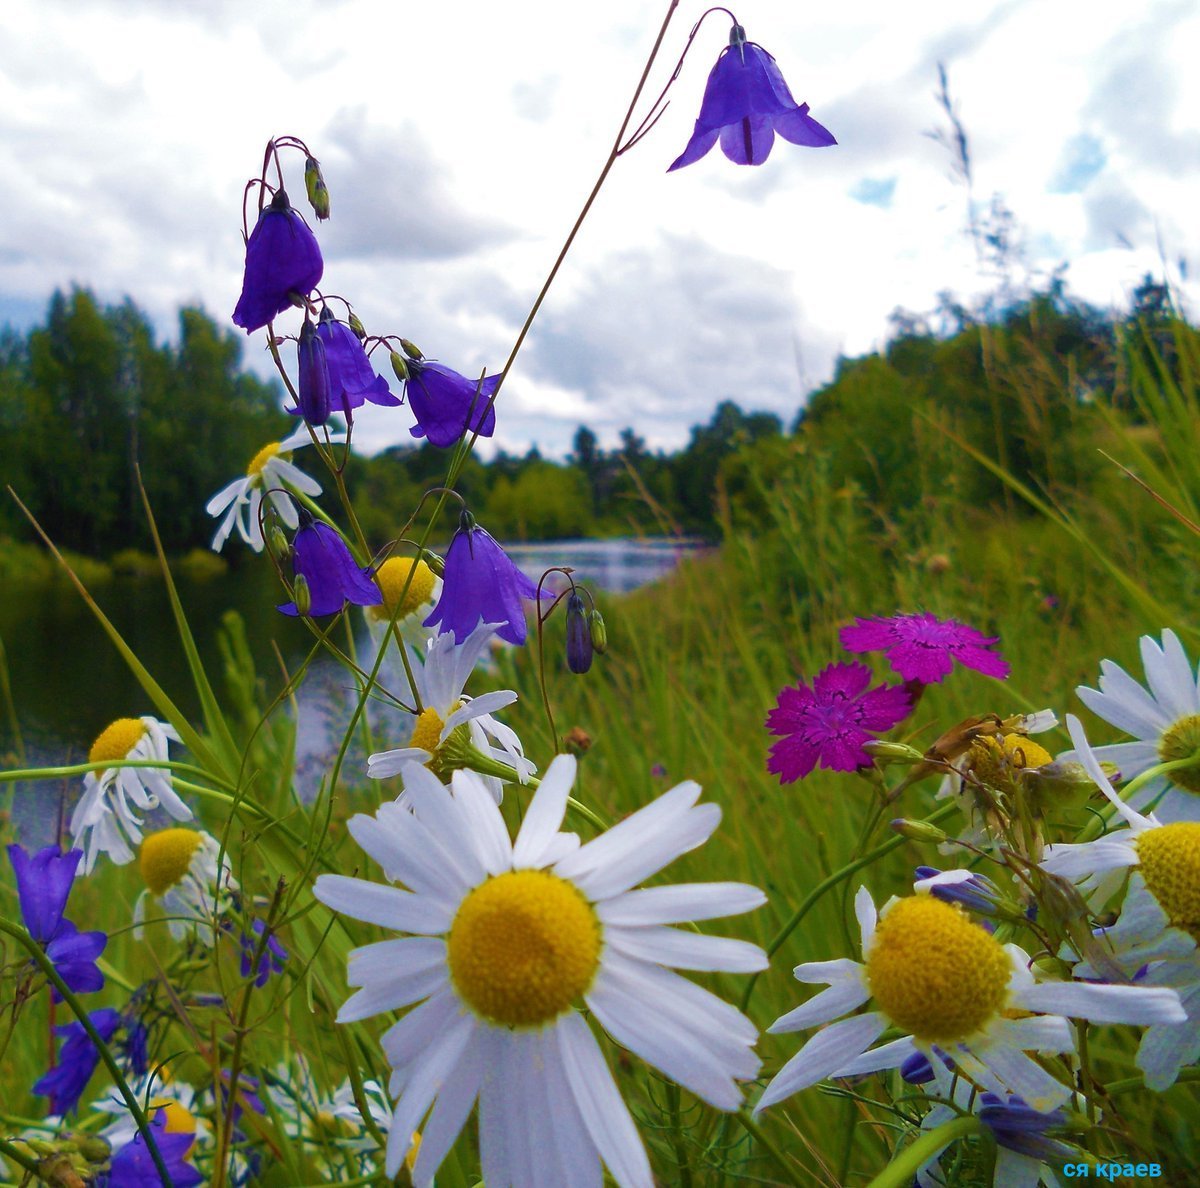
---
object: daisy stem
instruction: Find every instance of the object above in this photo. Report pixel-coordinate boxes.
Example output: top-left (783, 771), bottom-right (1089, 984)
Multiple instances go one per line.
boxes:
top-left (0, 758), bottom-right (237, 790)
top-left (1076, 754), bottom-right (1200, 842)
top-left (863, 1114), bottom-right (982, 1188)
top-left (0, 916), bottom-right (173, 1188)
top-left (733, 1109), bottom-right (805, 1185)
top-left (740, 802), bottom-right (959, 1011)
top-left (665, 1082), bottom-right (693, 1188)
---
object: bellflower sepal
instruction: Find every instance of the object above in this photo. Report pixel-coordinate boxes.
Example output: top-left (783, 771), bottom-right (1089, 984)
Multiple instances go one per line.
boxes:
top-left (406, 359), bottom-right (500, 448)
top-left (277, 510), bottom-right (382, 617)
top-left (295, 318), bottom-right (331, 427)
top-left (423, 512), bottom-right (538, 646)
top-left (232, 189), bottom-right (324, 333)
top-left (669, 25), bottom-right (836, 170)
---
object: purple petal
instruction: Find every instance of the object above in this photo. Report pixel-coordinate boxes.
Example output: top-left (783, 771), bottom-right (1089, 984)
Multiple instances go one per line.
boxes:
top-left (232, 193), bottom-right (323, 334)
top-left (720, 115), bottom-right (775, 165)
top-left (8, 844), bottom-right (81, 943)
top-left (278, 521), bottom-right (381, 617)
top-left (668, 126), bottom-right (721, 171)
top-left (407, 363), bottom-right (499, 448)
top-left (424, 526), bottom-right (533, 646)
top-left (776, 104), bottom-right (838, 147)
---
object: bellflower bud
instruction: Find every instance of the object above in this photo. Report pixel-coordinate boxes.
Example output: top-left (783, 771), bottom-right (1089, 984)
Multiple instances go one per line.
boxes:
top-left (399, 338), bottom-right (424, 361)
top-left (347, 311), bottom-right (367, 340)
top-left (389, 350), bottom-right (410, 382)
top-left (566, 591), bottom-right (593, 674)
top-left (291, 573), bottom-right (312, 617)
top-left (588, 609), bottom-right (608, 654)
top-left (296, 319), bottom-right (331, 426)
top-left (304, 155), bottom-right (330, 220)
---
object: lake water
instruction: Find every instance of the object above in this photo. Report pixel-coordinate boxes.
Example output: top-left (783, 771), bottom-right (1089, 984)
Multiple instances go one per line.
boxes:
top-left (0, 536), bottom-right (708, 772)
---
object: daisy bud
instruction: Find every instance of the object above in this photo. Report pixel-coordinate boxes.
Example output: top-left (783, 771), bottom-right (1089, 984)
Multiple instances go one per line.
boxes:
top-left (891, 818), bottom-right (948, 844)
top-left (399, 337), bottom-right (424, 361)
top-left (292, 573), bottom-right (312, 617)
top-left (566, 592), bottom-right (593, 674)
top-left (297, 319), bottom-right (331, 426)
top-left (389, 350), bottom-right (410, 382)
top-left (304, 155), bottom-right (330, 220)
top-left (588, 609), bottom-right (608, 653)
top-left (347, 311), bottom-right (367, 340)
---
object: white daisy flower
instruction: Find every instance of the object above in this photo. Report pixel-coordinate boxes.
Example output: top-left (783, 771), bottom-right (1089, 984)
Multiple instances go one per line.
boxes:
top-left (313, 755), bottom-right (767, 1186)
top-left (364, 555), bottom-right (443, 651)
top-left (206, 427), bottom-right (337, 553)
top-left (134, 828), bottom-right (237, 944)
top-left (756, 881), bottom-right (1184, 1117)
top-left (366, 621), bottom-right (534, 801)
top-left (1068, 629), bottom-right (1200, 821)
top-left (71, 716), bottom-right (190, 874)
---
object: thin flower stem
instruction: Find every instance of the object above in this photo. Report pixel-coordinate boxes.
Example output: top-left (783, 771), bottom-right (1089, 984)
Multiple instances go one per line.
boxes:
top-left (740, 802), bottom-right (959, 1012)
top-left (863, 1115), bottom-right (982, 1188)
top-left (733, 1109), bottom-right (805, 1185)
top-left (0, 916), bottom-right (172, 1187)
top-left (0, 1136), bottom-right (40, 1178)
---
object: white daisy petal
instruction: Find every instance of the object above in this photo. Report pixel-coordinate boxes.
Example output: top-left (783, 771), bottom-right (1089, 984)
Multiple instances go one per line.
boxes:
top-left (205, 477), bottom-right (245, 517)
top-left (380, 987), bottom-right (461, 1070)
top-left (831, 1034), bottom-right (917, 1076)
top-left (313, 876), bottom-right (451, 934)
top-left (964, 1039), bottom-right (1070, 1113)
top-left (1065, 714), bottom-right (1158, 831)
top-left (337, 962), bottom-right (449, 1023)
top-left (1141, 630), bottom-right (1196, 722)
top-left (542, 1024), bottom-right (604, 1188)
top-left (368, 747), bottom-right (431, 779)
top-left (769, 964), bottom-right (870, 1033)
top-left (598, 883), bottom-right (766, 926)
top-left (755, 1012), bottom-right (887, 1113)
top-left (512, 754), bottom-right (576, 868)
top-left (855, 885), bottom-right (878, 949)
top-left (557, 1012), bottom-right (654, 1188)
top-left (477, 1029), bottom-right (514, 1188)
top-left (606, 925), bottom-right (767, 973)
top-left (443, 690), bottom-right (518, 735)
top-left (994, 1015), bottom-right (1074, 1053)
top-left (347, 937), bottom-right (447, 988)
top-left (449, 769), bottom-right (513, 874)
top-left (411, 1035), bottom-right (484, 1187)
top-left (1040, 838), bottom-right (1139, 879)
top-left (1013, 980), bottom-right (1185, 1025)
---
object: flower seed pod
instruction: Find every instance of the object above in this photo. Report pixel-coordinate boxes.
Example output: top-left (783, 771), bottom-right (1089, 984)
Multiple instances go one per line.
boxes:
top-left (389, 350), bottom-right (410, 382)
top-left (304, 155), bottom-right (330, 220)
top-left (566, 592), bottom-right (593, 674)
top-left (890, 818), bottom-right (948, 844)
top-left (587, 609), bottom-right (607, 654)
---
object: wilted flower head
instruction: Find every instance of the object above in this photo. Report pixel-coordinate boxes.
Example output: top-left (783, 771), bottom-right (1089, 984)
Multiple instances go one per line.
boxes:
top-left (424, 515), bottom-right (538, 646)
top-left (232, 189), bottom-right (323, 333)
top-left (406, 359), bottom-right (500, 448)
top-left (312, 307), bottom-right (400, 416)
top-left (295, 318), bottom-right (331, 427)
top-left (277, 512), bottom-right (382, 618)
top-left (766, 661), bottom-right (910, 782)
top-left (670, 24), bottom-right (836, 170)
top-left (840, 612), bottom-right (1010, 684)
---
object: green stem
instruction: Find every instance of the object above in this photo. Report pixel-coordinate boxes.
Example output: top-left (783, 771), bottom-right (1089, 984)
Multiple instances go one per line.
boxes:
top-left (0, 917), bottom-right (171, 1187)
top-left (733, 1110), bottom-right (804, 1186)
top-left (0, 1136), bottom-right (40, 1178)
top-left (1077, 754), bottom-right (1200, 842)
top-left (864, 1116), bottom-right (983, 1188)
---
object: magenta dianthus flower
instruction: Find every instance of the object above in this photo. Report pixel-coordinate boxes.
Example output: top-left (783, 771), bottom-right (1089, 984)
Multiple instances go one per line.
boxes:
top-left (839, 612), bottom-right (1010, 684)
top-left (766, 662), bottom-right (909, 783)
top-left (670, 24), bottom-right (836, 171)
top-left (232, 189), bottom-right (323, 334)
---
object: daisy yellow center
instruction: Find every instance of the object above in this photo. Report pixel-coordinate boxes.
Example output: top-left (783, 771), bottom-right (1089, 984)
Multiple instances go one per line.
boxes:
top-left (150, 1098), bottom-right (196, 1135)
top-left (368, 557), bottom-right (436, 622)
top-left (410, 706), bottom-right (448, 754)
top-left (865, 896), bottom-right (1012, 1043)
top-left (246, 442), bottom-right (281, 477)
top-left (447, 870), bottom-right (601, 1027)
top-left (140, 828), bottom-right (203, 895)
top-left (1158, 715), bottom-right (1200, 795)
top-left (89, 718), bottom-right (146, 765)
top-left (1136, 823), bottom-right (1200, 940)
top-left (970, 733), bottom-right (1053, 785)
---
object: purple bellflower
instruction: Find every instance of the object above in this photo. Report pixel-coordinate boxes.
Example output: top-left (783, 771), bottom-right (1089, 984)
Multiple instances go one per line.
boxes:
top-left (103, 1109), bottom-right (204, 1188)
top-left (766, 661), bottom-right (910, 782)
top-left (406, 359), bottom-right (500, 448)
top-left (232, 189), bottom-right (324, 334)
top-left (277, 511), bottom-right (382, 617)
top-left (238, 918), bottom-right (289, 988)
top-left (669, 24), bottom-right (836, 170)
top-left (565, 590), bottom-right (593, 674)
top-left (424, 514), bottom-right (538, 646)
top-left (314, 307), bottom-right (401, 416)
top-left (8, 844), bottom-right (106, 999)
top-left (33, 1007), bottom-right (123, 1115)
top-left (839, 612), bottom-right (1011, 685)
top-left (295, 318), bottom-right (331, 427)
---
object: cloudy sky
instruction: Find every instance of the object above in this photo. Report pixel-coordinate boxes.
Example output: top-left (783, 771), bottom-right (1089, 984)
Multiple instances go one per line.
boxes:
top-left (2, 0), bottom-right (1197, 457)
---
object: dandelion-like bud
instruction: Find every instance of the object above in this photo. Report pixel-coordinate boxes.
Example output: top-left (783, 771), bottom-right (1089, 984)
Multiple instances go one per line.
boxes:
top-left (588, 608), bottom-right (608, 654)
top-left (566, 591), bottom-right (593, 674)
top-left (296, 319), bottom-right (331, 426)
top-left (304, 155), bottom-right (330, 220)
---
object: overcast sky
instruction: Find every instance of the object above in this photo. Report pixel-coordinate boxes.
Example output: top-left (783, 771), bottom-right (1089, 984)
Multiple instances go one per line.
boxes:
top-left (2, 0), bottom-right (1197, 457)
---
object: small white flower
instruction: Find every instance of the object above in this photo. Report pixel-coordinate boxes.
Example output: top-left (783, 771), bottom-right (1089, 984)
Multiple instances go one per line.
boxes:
top-left (314, 756), bottom-right (767, 1186)
top-left (1066, 629), bottom-right (1200, 821)
top-left (134, 828), bottom-right (237, 944)
top-left (757, 880), bottom-right (1184, 1117)
top-left (71, 716), bottom-right (190, 874)
top-left (367, 621), bottom-right (534, 800)
top-left (206, 427), bottom-right (337, 553)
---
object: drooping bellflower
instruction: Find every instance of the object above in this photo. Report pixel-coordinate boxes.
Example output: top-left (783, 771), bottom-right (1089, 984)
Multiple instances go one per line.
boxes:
top-left (277, 512), bottom-right (382, 618)
top-left (33, 1007), bottom-right (123, 1115)
top-left (565, 590), bottom-right (593, 673)
top-left (238, 918), bottom-right (289, 988)
top-left (232, 189), bottom-right (324, 333)
top-left (315, 307), bottom-right (401, 415)
top-left (406, 359), bottom-right (500, 448)
top-left (423, 514), bottom-right (538, 646)
top-left (295, 318), bottom-right (331, 427)
top-left (669, 24), bottom-right (836, 170)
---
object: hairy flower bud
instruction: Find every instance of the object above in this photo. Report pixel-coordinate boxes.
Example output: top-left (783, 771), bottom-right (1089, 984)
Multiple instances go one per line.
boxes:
top-left (297, 319), bottom-right (331, 426)
top-left (304, 155), bottom-right (330, 220)
top-left (566, 592), bottom-right (593, 674)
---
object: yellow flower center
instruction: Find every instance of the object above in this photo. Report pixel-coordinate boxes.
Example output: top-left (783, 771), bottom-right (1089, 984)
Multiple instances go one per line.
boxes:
top-left (88, 718), bottom-right (147, 766)
top-left (246, 442), bottom-right (282, 477)
top-left (969, 733), bottom-right (1053, 787)
top-left (1158, 714), bottom-right (1200, 795)
top-left (150, 1098), bottom-right (196, 1136)
top-left (410, 706), bottom-right (447, 754)
top-left (406, 1132), bottom-right (421, 1173)
top-left (140, 828), bottom-right (204, 896)
top-left (368, 557), bottom-right (437, 622)
top-left (1136, 823), bottom-right (1200, 940)
top-left (447, 870), bottom-right (602, 1027)
top-left (865, 896), bottom-right (1012, 1042)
